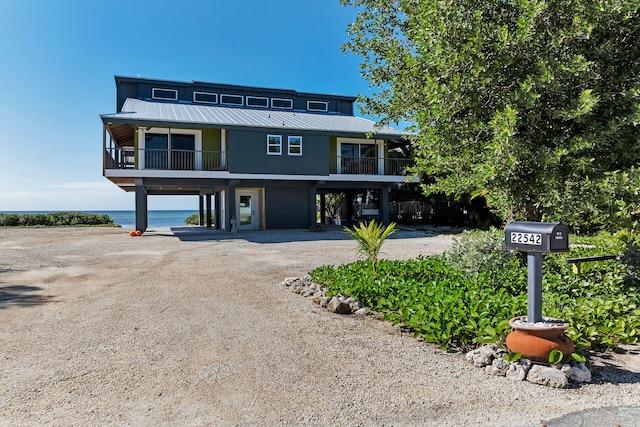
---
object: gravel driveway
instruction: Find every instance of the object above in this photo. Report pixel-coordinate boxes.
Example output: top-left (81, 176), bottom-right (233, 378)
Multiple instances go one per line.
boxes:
top-left (0, 227), bottom-right (638, 426)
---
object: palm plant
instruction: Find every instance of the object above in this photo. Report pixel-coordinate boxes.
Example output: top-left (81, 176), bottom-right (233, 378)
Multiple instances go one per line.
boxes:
top-left (344, 220), bottom-right (397, 272)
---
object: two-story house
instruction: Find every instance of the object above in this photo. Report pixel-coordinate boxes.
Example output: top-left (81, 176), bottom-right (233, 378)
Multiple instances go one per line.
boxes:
top-left (101, 76), bottom-right (415, 231)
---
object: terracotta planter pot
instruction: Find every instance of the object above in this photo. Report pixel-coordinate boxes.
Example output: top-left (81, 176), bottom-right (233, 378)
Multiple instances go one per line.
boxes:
top-left (505, 316), bottom-right (575, 363)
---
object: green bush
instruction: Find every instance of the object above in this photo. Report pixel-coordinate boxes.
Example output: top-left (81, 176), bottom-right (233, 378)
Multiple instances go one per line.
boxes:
top-left (185, 213), bottom-right (214, 225)
top-left (312, 257), bottom-right (526, 349)
top-left (620, 239), bottom-right (640, 281)
top-left (311, 230), bottom-right (640, 351)
top-left (445, 228), bottom-right (522, 293)
top-left (0, 212), bottom-right (113, 227)
top-left (185, 213), bottom-right (199, 225)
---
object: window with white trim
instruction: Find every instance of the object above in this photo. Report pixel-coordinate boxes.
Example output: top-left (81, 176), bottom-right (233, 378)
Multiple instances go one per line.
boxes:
top-left (307, 101), bottom-right (328, 112)
top-left (194, 91), bottom-right (218, 104)
top-left (288, 136), bottom-right (302, 156)
top-left (267, 135), bottom-right (282, 155)
top-left (220, 94), bottom-right (244, 106)
top-left (271, 98), bottom-right (293, 109)
top-left (152, 88), bottom-right (178, 101)
top-left (246, 96), bottom-right (269, 108)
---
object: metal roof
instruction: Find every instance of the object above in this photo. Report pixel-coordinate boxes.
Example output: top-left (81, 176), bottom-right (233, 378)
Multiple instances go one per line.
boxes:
top-left (101, 98), bottom-right (405, 138)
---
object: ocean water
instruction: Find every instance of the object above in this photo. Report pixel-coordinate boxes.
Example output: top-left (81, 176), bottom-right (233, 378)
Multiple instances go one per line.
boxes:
top-left (2, 210), bottom-right (199, 228)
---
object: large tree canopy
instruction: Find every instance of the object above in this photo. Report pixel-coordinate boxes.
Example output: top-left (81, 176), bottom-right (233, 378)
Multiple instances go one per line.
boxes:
top-left (342, 0), bottom-right (640, 231)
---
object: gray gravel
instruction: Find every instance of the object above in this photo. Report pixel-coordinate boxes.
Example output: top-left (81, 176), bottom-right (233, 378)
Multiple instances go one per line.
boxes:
top-left (0, 226), bottom-right (638, 426)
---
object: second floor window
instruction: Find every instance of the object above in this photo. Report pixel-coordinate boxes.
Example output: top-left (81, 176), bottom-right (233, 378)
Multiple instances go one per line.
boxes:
top-left (288, 136), bottom-right (302, 155)
top-left (267, 135), bottom-right (282, 155)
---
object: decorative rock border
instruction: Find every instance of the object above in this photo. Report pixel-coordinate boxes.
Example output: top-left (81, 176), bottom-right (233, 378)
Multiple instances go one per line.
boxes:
top-left (466, 345), bottom-right (592, 388)
top-left (281, 276), bottom-right (369, 315)
top-left (282, 276), bottom-right (592, 389)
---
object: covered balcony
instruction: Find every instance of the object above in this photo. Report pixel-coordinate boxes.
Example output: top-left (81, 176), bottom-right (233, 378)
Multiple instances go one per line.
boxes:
top-left (104, 146), bottom-right (228, 171)
top-left (330, 155), bottom-right (414, 176)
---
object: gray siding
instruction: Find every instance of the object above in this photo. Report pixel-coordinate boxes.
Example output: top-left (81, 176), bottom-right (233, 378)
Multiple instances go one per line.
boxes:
top-left (265, 188), bottom-right (311, 229)
top-left (114, 76), bottom-right (356, 115)
top-left (228, 130), bottom-right (330, 175)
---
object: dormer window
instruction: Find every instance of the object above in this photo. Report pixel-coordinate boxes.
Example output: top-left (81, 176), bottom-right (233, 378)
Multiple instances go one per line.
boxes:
top-left (271, 98), bottom-right (293, 109)
top-left (307, 101), bottom-right (328, 112)
top-left (246, 96), bottom-right (269, 108)
top-left (194, 91), bottom-right (218, 104)
top-left (220, 94), bottom-right (244, 106)
top-left (152, 88), bottom-right (178, 101)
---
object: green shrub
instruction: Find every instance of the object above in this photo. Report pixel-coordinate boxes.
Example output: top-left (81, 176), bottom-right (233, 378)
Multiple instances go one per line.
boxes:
top-left (311, 257), bottom-right (526, 349)
top-left (311, 230), bottom-right (640, 351)
top-left (185, 213), bottom-right (199, 225)
top-left (185, 213), bottom-right (214, 225)
top-left (445, 228), bottom-right (521, 292)
top-left (620, 239), bottom-right (640, 280)
top-left (0, 212), bottom-right (113, 227)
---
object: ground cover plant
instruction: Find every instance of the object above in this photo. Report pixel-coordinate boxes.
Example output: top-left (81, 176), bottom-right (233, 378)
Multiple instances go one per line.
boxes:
top-left (0, 212), bottom-right (113, 227)
top-left (310, 229), bottom-right (640, 352)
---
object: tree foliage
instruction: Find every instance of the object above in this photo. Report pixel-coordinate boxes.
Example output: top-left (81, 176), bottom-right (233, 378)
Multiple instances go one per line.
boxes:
top-left (341, 0), bottom-right (640, 231)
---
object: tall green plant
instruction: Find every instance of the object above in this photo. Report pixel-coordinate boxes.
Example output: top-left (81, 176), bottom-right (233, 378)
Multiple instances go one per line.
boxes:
top-left (344, 220), bottom-right (397, 272)
top-left (341, 0), bottom-right (640, 230)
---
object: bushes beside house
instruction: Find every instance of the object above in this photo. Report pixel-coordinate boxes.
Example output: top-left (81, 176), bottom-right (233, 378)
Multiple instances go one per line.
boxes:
top-left (0, 212), bottom-right (113, 227)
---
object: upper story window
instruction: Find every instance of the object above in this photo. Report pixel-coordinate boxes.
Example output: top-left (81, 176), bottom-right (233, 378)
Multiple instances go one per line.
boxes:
top-left (152, 88), bottom-right (178, 101)
top-left (220, 94), bottom-right (244, 106)
top-left (194, 91), bottom-right (218, 104)
top-left (307, 101), bottom-right (328, 112)
top-left (271, 98), bottom-right (293, 109)
top-left (267, 135), bottom-right (282, 155)
top-left (288, 136), bottom-right (302, 156)
top-left (246, 96), bottom-right (269, 108)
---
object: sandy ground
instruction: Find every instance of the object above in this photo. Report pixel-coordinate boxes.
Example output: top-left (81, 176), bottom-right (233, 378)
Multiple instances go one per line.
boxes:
top-left (0, 226), bottom-right (638, 426)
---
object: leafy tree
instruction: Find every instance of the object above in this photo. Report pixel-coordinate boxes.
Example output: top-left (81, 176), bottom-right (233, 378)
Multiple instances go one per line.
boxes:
top-left (341, 0), bottom-right (640, 231)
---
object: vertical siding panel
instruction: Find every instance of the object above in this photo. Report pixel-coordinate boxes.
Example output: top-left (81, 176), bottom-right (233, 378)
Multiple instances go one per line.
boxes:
top-left (265, 188), bottom-right (310, 229)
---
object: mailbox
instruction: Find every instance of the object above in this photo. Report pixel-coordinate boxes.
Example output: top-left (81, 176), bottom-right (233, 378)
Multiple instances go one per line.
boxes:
top-left (504, 221), bottom-right (569, 253)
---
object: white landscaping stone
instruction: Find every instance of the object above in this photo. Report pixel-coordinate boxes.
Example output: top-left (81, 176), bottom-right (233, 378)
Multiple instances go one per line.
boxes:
top-left (526, 364), bottom-right (569, 388)
top-left (569, 363), bottom-right (592, 383)
top-left (506, 359), bottom-right (531, 381)
top-left (465, 345), bottom-right (496, 368)
top-left (486, 357), bottom-right (510, 376)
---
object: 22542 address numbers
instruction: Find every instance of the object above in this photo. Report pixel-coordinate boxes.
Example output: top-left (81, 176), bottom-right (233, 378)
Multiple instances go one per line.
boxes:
top-left (510, 232), bottom-right (542, 246)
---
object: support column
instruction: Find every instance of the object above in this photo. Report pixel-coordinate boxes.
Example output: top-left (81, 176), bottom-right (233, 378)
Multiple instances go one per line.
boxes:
top-left (380, 186), bottom-right (390, 225)
top-left (134, 182), bottom-right (148, 232)
top-left (308, 186), bottom-right (317, 227)
top-left (206, 193), bottom-right (213, 228)
top-left (320, 193), bottom-right (326, 224)
top-left (198, 195), bottom-right (204, 226)
top-left (226, 183), bottom-right (237, 232)
top-left (345, 191), bottom-right (354, 225)
top-left (214, 192), bottom-right (221, 229)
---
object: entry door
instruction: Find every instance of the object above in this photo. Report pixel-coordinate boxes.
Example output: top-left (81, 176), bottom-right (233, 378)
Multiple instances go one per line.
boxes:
top-left (236, 190), bottom-right (260, 230)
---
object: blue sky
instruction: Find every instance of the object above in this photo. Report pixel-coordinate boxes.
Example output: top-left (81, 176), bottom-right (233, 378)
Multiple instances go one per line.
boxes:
top-left (0, 0), bottom-right (368, 211)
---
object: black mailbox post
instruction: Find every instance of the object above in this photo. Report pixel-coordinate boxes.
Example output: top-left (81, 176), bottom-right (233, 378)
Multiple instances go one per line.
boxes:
top-left (505, 222), bottom-right (570, 323)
